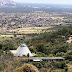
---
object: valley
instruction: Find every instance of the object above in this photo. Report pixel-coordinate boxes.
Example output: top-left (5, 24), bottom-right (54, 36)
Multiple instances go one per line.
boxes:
top-left (0, 2), bottom-right (72, 72)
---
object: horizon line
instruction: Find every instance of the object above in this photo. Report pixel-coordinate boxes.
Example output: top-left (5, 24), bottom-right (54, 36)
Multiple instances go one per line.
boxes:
top-left (17, 2), bottom-right (72, 5)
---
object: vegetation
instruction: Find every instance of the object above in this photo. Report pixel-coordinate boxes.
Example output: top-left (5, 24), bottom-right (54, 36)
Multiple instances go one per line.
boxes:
top-left (27, 26), bottom-right (72, 58)
top-left (14, 63), bottom-right (39, 72)
top-left (0, 26), bottom-right (72, 72)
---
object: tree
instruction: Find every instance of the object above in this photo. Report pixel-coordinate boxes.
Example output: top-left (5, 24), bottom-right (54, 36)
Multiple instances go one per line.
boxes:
top-left (0, 43), bottom-right (2, 50)
top-left (27, 53), bottom-right (29, 57)
top-left (36, 44), bottom-right (45, 53)
top-left (2, 42), bottom-right (15, 51)
top-left (14, 34), bottom-right (16, 37)
top-left (56, 61), bottom-right (67, 69)
top-left (0, 50), bottom-right (4, 56)
top-left (56, 52), bottom-right (64, 57)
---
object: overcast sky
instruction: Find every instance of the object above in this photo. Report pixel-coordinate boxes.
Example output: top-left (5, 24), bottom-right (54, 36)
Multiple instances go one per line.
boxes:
top-left (13, 0), bottom-right (72, 4)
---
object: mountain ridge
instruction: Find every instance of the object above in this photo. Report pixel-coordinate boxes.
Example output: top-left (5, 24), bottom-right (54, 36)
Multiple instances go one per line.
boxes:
top-left (0, 0), bottom-right (17, 6)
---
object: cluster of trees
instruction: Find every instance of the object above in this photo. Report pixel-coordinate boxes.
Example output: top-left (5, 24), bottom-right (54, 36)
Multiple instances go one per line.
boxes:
top-left (0, 42), bottom-right (15, 56)
top-left (27, 26), bottom-right (72, 61)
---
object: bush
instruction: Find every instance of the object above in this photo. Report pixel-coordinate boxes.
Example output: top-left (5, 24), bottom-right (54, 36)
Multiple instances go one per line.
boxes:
top-left (27, 53), bottom-right (29, 57)
top-left (69, 51), bottom-right (72, 55)
top-left (64, 67), bottom-right (68, 72)
top-left (2, 42), bottom-right (15, 50)
top-left (0, 43), bottom-right (2, 50)
top-left (64, 53), bottom-right (72, 61)
top-left (0, 50), bottom-right (4, 56)
top-left (56, 61), bottom-right (67, 69)
top-left (56, 52), bottom-right (65, 57)
top-left (39, 68), bottom-right (48, 72)
top-left (14, 63), bottom-right (39, 72)
top-left (36, 44), bottom-right (45, 52)
top-left (32, 62), bottom-right (43, 68)
top-left (35, 52), bottom-right (47, 57)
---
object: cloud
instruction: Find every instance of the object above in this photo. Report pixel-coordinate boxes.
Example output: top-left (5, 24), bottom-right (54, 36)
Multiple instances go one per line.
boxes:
top-left (13, 0), bottom-right (72, 4)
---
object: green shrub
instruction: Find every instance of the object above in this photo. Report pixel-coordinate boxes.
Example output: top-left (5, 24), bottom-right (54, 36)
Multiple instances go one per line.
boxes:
top-left (64, 67), bottom-right (68, 72)
top-left (2, 42), bottom-right (15, 50)
top-left (32, 62), bottom-right (43, 68)
top-left (39, 68), bottom-right (48, 72)
top-left (0, 43), bottom-right (2, 50)
top-left (0, 50), bottom-right (4, 56)
top-left (56, 61), bottom-right (67, 69)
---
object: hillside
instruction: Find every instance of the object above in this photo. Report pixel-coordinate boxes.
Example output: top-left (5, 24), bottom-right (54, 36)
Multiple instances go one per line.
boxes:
top-left (26, 26), bottom-right (72, 58)
top-left (0, 26), bottom-right (72, 72)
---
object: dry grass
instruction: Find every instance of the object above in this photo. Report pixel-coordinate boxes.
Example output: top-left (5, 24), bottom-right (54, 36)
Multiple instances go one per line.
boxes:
top-left (51, 17), bottom-right (64, 20)
top-left (0, 27), bottom-right (53, 41)
top-left (14, 63), bottom-right (39, 72)
top-left (67, 64), bottom-right (72, 72)
top-left (0, 35), bottom-right (14, 37)
top-left (7, 27), bottom-right (52, 34)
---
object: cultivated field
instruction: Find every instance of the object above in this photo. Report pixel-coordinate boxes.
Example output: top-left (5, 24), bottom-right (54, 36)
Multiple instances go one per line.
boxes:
top-left (0, 26), bottom-right (53, 42)
top-left (51, 17), bottom-right (64, 20)
top-left (7, 27), bottom-right (53, 34)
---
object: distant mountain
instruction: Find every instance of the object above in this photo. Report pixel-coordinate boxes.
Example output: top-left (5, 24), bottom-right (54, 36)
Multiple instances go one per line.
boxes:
top-left (0, 0), bottom-right (17, 6)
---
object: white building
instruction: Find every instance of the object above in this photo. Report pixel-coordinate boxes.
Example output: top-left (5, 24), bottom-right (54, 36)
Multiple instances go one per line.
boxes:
top-left (10, 43), bottom-right (35, 56)
top-left (15, 44), bottom-right (32, 56)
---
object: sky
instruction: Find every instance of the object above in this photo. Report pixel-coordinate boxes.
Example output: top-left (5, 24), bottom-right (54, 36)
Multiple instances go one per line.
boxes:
top-left (13, 0), bottom-right (72, 4)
